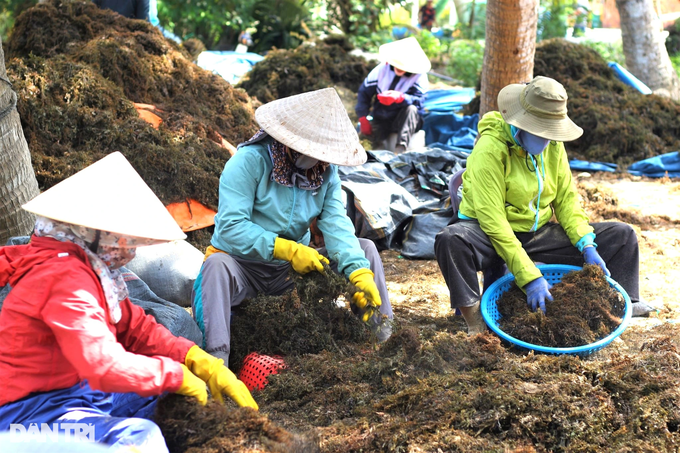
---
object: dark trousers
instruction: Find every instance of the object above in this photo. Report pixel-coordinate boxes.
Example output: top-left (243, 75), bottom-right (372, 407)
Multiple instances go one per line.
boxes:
top-left (372, 105), bottom-right (423, 149)
top-left (434, 220), bottom-right (640, 308)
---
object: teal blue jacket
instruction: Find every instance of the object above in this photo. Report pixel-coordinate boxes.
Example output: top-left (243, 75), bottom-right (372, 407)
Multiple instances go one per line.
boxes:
top-left (211, 138), bottom-right (370, 278)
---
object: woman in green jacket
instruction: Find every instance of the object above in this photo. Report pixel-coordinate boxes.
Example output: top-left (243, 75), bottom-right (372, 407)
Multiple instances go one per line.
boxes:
top-left (435, 76), bottom-right (652, 334)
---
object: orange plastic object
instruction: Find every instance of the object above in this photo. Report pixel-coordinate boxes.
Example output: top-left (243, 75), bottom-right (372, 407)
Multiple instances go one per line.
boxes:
top-left (165, 199), bottom-right (217, 232)
top-left (238, 352), bottom-right (286, 391)
top-left (134, 103), bottom-right (163, 129)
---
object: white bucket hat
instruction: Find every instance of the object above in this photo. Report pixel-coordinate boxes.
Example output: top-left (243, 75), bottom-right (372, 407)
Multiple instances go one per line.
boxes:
top-left (22, 152), bottom-right (186, 243)
top-left (497, 76), bottom-right (583, 142)
top-left (378, 37), bottom-right (431, 75)
top-left (254, 87), bottom-right (367, 166)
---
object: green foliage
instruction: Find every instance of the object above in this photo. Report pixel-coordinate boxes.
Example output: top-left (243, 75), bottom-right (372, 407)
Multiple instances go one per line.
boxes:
top-left (414, 29), bottom-right (442, 60)
top-left (537, 0), bottom-right (571, 41)
top-left (0, 0), bottom-right (37, 41)
top-left (157, 0), bottom-right (310, 51)
top-left (453, 2), bottom-right (486, 40)
top-left (157, 0), bottom-right (246, 49)
top-left (665, 18), bottom-right (680, 56)
top-left (326, 0), bottom-right (394, 36)
top-left (446, 39), bottom-right (484, 87)
top-left (249, 0), bottom-right (310, 53)
top-left (350, 28), bottom-right (393, 53)
top-left (581, 39), bottom-right (625, 66)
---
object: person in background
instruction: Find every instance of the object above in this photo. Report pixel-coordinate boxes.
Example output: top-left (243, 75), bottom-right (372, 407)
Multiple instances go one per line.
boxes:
top-left (435, 76), bottom-right (653, 335)
top-left (94, 0), bottom-right (150, 20)
top-left (192, 88), bottom-right (393, 366)
top-left (355, 37), bottom-right (430, 154)
top-left (0, 152), bottom-right (257, 452)
top-left (418, 0), bottom-right (437, 31)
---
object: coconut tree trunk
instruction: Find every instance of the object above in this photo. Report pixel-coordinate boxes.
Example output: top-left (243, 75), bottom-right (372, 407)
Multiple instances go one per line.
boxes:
top-left (0, 36), bottom-right (40, 245)
top-left (479, 0), bottom-right (539, 116)
top-left (616, 0), bottom-right (680, 100)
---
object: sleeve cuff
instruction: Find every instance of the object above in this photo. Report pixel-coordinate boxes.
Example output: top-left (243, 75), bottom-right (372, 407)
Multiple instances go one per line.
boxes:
top-left (576, 232), bottom-right (597, 253)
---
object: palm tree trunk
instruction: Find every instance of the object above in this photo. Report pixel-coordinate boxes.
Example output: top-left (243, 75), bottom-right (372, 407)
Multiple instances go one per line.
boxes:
top-left (616, 0), bottom-right (680, 100)
top-left (0, 36), bottom-right (40, 245)
top-left (479, 0), bottom-right (539, 116)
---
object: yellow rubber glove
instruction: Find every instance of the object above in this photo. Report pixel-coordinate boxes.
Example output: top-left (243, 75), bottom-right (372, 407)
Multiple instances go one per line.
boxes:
top-left (273, 237), bottom-right (329, 274)
top-left (349, 268), bottom-right (382, 322)
top-left (185, 346), bottom-right (259, 410)
top-left (175, 364), bottom-right (208, 406)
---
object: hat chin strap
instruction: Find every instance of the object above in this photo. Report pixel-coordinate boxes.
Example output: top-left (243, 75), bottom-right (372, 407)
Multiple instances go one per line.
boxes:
top-left (89, 229), bottom-right (101, 253)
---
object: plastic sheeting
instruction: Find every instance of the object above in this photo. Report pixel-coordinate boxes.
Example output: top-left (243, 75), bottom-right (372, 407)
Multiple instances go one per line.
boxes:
top-left (196, 51), bottom-right (264, 85)
top-left (339, 146), bottom-right (468, 259)
top-left (568, 159), bottom-right (618, 173)
top-left (628, 151), bottom-right (680, 178)
top-left (423, 88), bottom-right (477, 113)
top-left (422, 111), bottom-right (479, 148)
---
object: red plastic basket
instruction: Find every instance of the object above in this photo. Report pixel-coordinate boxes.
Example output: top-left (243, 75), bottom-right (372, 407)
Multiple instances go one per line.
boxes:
top-left (237, 352), bottom-right (287, 391)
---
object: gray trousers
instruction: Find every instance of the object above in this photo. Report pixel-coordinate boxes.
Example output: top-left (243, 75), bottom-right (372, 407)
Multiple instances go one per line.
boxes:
top-left (373, 104), bottom-right (423, 149)
top-left (192, 238), bottom-right (393, 363)
top-left (434, 221), bottom-right (640, 309)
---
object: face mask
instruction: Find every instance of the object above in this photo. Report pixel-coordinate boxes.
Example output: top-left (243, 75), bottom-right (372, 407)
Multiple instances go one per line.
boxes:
top-left (512, 126), bottom-right (551, 155)
top-left (295, 155), bottom-right (319, 170)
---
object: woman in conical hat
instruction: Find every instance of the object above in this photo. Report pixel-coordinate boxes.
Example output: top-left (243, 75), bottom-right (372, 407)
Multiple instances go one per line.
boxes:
top-left (435, 76), bottom-right (651, 335)
top-left (193, 87), bottom-right (394, 365)
top-left (0, 152), bottom-right (257, 452)
top-left (355, 36), bottom-right (431, 153)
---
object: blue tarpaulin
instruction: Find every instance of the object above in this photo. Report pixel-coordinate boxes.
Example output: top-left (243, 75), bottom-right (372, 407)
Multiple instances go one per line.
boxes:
top-left (196, 51), bottom-right (264, 85)
top-left (569, 159), bottom-right (618, 172)
top-left (422, 111), bottom-right (479, 148)
top-left (628, 151), bottom-right (680, 178)
top-left (423, 88), bottom-right (477, 113)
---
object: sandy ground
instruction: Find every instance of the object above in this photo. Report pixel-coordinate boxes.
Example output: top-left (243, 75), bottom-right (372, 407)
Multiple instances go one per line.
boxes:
top-left (379, 172), bottom-right (680, 330)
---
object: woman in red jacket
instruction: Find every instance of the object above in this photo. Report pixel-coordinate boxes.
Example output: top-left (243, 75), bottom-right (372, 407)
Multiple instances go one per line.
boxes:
top-left (0, 152), bottom-right (257, 452)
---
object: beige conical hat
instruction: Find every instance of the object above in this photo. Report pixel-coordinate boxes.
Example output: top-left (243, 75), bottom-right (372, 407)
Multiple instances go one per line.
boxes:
top-left (254, 87), bottom-right (367, 166)
top-left (22, 152), bottom-right (186, 243)
top-left (378, 37), bottom-right (431, 74)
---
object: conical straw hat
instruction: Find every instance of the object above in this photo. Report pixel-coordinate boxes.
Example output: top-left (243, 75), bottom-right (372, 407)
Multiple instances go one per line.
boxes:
top-left (254, 87), bottom-right (367, 166)
top-left (22, 152), bottom-right (186, 243)
top-left (378, 37), bottom-right (431, 74)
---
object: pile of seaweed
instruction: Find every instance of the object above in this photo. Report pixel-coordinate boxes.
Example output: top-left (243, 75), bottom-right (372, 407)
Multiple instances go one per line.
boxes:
top-left (534, 39), bottom-right (680, 165)
top-left (228, 265), bottom-right (370, 370)
top-left (467, 39), bottom-right (680, 166)
top-left (5, 0), bottom-right (258, 212)
top-left (237, 36), bottom-right (377, 104)
top-left (152, 252), bottom-right (680, 451)
top-left (497, 265), bottom-right (625, 347)
top-left (155, 394), bottom-right (319, 453)
top-left (255, 317), bottom-right (680, 452)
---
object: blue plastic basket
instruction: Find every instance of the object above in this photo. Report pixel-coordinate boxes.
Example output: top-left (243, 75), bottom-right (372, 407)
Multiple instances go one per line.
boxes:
top-left (480, 264), bottom-right (632, 356)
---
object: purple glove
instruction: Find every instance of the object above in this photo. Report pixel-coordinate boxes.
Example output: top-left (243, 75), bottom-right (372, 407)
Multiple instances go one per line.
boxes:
top-left (525, 277), bottom-right (553, 313)
top-left (583, 247), bottom-right (611, 277)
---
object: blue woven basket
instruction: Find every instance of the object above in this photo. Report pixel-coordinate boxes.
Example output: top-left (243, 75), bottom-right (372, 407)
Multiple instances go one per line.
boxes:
top-left (480, 264), bottom-right (632, 356)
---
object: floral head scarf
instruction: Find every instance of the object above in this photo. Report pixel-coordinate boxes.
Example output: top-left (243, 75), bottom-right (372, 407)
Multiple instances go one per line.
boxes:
top-left (33, 216), bottom-right (157, 323)
top-left (242, 129), bottom-right (330, 190)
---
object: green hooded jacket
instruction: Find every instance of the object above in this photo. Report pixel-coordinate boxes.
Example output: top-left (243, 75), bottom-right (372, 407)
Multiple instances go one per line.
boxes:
top-left (458, 112), bottom-right (594, 288)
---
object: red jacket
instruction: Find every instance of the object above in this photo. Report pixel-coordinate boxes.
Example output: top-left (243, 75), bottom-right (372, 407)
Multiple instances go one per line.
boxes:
top-left (0, 236), bottom-right (194, 406)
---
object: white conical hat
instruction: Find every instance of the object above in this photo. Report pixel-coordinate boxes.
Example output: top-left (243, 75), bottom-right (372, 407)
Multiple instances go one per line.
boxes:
top-left (22, 152), bottom-right (186, 243)
top-left (254, 87), bottom-right (367, 166)
top-left (378, 37), bottom-right (431, 74)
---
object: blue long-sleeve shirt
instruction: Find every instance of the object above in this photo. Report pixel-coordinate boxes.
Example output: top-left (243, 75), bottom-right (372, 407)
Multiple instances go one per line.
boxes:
top-left (355, 63), bottom-right (428, 121)
top-left (210, 138), bottom-right (370, 278)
